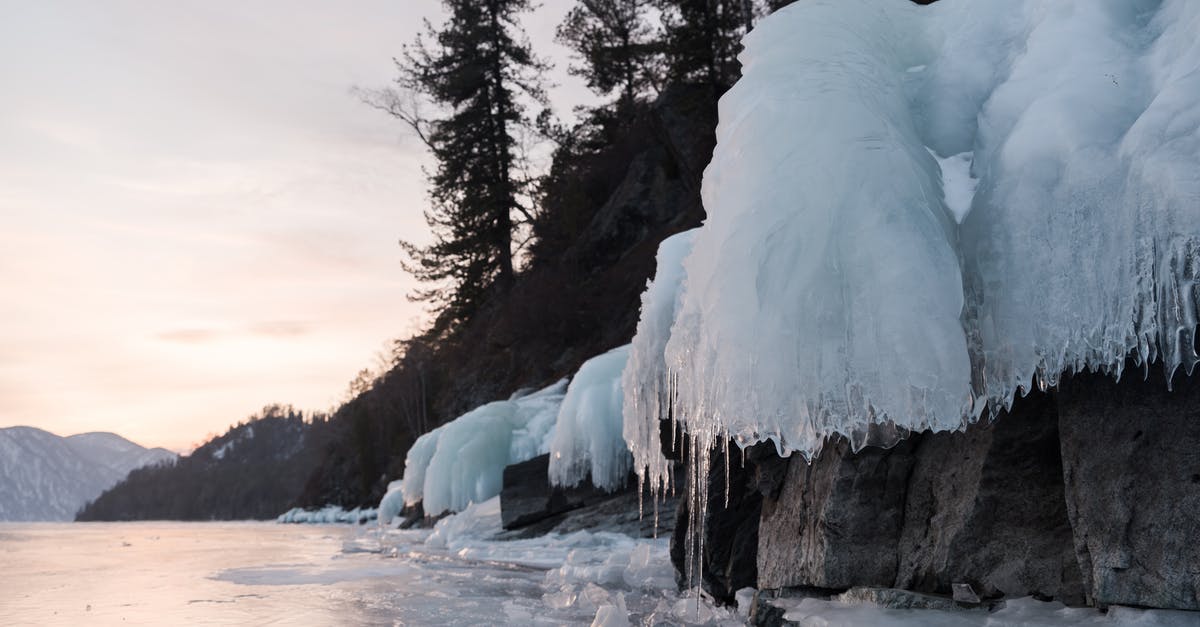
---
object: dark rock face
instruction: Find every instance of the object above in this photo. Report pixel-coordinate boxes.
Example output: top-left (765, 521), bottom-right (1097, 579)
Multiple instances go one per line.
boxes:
top-left (754, 389), bottom-right (1084, 602)
top-left (498, 453), bottom-right (675, 540)
top-left (733, 363), bottom-right (1200, 610)
top-left (1058, 367), bottom-right (1200, 610)
top-left (757, 436), bottom-right (917, 590)
top-left (896, 391), bottom-right (1084, 603)
top-left (671, 439), bottom-right (767, 604)
top-left (499, 453), bottom-right (626, 530)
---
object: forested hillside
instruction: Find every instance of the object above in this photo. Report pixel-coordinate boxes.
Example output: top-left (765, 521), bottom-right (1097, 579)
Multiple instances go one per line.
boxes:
top-left (77, 406), bottom-right (329, 520)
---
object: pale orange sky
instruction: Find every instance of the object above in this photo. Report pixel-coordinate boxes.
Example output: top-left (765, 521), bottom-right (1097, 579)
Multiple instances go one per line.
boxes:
top-left (0, 0), bottom-right (587, 451)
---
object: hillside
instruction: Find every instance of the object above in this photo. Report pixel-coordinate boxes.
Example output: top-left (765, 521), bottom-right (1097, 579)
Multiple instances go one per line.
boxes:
top-left (77, 407), bottom-right (329, 521)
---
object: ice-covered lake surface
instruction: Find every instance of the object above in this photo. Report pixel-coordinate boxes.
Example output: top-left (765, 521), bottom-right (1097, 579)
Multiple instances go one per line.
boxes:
top-left (2, 508), bottom-right (1197, 626)
top-left (0, 504), bottom-right (728, 626)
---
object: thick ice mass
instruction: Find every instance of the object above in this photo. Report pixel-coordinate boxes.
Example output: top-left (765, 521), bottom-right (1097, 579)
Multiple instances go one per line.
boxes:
top-left (397, 380), bottom-right (566, 515)
top-left (628, 0), bottom-right (1200, 464)
top-left (549, 345), bottom-right (633, 491)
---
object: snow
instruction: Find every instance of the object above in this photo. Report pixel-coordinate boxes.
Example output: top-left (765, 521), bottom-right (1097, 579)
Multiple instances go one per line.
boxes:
top-left (549, 345), bottom-right (633, 491)
top-left (626, 0), bottom-right (1200, 463)
top-left (622, 230), bottom-right (696, 495)
top-left (931, 150), bottom-right (978, 224)
top-left (397, 380), bottom-right (567, 516)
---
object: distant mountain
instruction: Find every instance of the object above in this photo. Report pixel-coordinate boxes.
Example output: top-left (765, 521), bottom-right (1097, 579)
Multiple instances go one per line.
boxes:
top-left (77, 406), bottom-right (330, 521)
top-left (0, 427), bottom-right (175, 521)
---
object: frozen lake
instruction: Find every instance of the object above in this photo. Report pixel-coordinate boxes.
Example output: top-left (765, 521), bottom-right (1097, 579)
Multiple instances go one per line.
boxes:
top-left (2, 503), bottom-right (1197, 626)
top-left (0, 501), bottom-right (717, 626)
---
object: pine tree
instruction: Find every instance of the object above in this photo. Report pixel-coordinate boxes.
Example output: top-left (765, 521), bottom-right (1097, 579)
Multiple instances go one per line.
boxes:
top-left (656, 0), bottom-right (756, 94)
top-left (557, 0), bottom-right (662, 115)
top-left (376, 0), bottom-right (548, 333)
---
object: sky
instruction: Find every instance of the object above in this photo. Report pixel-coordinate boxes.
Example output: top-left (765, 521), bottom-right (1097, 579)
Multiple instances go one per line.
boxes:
top-left (0, 0), bottom-right (589, 451)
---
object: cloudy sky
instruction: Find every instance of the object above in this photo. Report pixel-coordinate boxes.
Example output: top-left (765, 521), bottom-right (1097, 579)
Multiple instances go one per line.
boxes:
top-left (0, 0), bottom-right (587, 450)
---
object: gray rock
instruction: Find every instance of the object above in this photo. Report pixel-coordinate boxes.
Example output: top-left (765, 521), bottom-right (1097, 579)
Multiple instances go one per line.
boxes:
top-left (756, 389), bottom-right (1085, 603)
top-left (497, 488), bottom-right (676, 540)
top-left (896, 391), bottom-right (1084, 604)
top-left (757, 436), bottom-right (917, 590)
top-left (1057, 365), bottom-right (1200, 610)
top-left (499, 453), bottom-right (625, 531)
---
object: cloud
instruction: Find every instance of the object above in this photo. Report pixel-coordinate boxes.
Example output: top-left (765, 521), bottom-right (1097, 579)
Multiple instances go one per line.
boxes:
top-left (156, 328), bottom-right (221, 344)
top-left (248, 320), bottom-right (311, 338)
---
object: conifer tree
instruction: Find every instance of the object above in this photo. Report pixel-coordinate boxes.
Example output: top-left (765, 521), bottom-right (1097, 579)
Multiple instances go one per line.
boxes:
top-left (656, 0), bottom-right (756, 94)
top-left (376, 0), bottom-right (548, 332)
top-left (557, 0), bottom-right (662, 115)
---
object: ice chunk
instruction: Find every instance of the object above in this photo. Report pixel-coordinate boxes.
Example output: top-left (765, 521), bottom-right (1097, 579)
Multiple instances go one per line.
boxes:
top-left (424, 496), bottom-right (502, 550)
top-left (622, 230), bottom-right (696, 492)
top-left (377, 480), bottom-right (405, 526)
top-left (550, 345), bottom-right (632, 491)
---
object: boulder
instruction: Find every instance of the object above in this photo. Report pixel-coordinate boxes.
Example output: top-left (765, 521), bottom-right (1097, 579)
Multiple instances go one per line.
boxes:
top-left (1057, 365), bottom-right (1200, 610)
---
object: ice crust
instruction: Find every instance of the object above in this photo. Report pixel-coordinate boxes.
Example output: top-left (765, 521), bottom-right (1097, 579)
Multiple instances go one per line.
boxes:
top-left (549, 345), bottom-right (633, 491)
top-left (624, 0), bottom-right (1200, 473)
top-left (398, 380), bottom-right (567, 515)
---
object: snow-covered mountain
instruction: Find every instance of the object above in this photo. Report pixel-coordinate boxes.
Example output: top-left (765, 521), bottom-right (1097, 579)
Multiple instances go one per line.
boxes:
top-left (0, 426), bottom-right (175, 521)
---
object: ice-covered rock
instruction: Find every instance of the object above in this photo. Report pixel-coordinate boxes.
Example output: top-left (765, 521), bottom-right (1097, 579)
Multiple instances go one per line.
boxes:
top-left (549, 345), bottom-right (633, 492)
top-left (629, 0), bottom-right (1200, 463)
top-left (397, 380), bottom-right (567, 516)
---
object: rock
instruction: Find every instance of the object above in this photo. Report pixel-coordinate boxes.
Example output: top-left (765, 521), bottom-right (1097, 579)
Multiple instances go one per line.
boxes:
top-left (757, 436), bottom-right (917, 590)
top-left (497, 488), bottom-right (677, 540)
top-left (499, 453), bottom-right (622, 531)
top-left (895, 390), bottom-right (1084, 604)
top-left (1057, 364), bottom-right (1200, 610)
top-left (755, 387), bottom-right (1086, 603)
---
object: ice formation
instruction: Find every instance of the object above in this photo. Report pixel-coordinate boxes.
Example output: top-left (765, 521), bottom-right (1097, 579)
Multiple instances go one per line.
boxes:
top-left (549, 345), bottom-right (633, 491)
top-left (377, 479), bottom-right (405, 525)
top-left (396, 380), bottom-right (566, 516)
top-left (622, 230), bottom-right (696, 493)
top-left (624, 0), bottom-right (1200, 477)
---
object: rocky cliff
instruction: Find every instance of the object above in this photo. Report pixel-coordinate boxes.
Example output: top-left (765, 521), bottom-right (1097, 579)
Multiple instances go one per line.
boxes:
top-left (682, 362), bottom-right (1200, 612)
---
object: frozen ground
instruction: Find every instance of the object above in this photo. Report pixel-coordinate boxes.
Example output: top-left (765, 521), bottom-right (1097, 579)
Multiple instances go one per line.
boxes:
top-left (1, 513), bottom-right (1196, 625)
